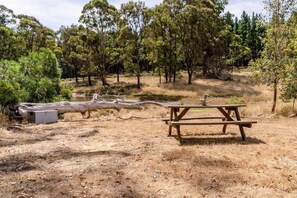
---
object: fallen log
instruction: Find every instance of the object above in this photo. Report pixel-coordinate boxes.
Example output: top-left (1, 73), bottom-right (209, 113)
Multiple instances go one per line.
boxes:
top-left (17, 100), bottom-right (167, 118)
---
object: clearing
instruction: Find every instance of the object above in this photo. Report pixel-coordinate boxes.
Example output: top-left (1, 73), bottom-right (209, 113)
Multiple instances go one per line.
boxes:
top-left (0, 72), bottom-right (296, 197)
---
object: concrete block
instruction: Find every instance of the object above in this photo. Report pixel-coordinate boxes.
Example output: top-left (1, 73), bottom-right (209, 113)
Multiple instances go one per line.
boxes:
top-left (29, 110), bottom-right (58, 124)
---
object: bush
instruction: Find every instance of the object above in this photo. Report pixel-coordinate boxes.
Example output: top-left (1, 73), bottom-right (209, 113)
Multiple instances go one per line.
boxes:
top-left (229, 96), bottom-right (246, 104)
top-left (277, 105), bottom-right (297, 117)
top-left (0, 80), bottom-right (22, 109)
top-left (60, 84), bottom-right (73, 100)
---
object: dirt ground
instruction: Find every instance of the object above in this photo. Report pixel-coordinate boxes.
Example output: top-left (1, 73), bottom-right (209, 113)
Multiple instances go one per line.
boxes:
top-left (0, 108), bottom-right (296, 198)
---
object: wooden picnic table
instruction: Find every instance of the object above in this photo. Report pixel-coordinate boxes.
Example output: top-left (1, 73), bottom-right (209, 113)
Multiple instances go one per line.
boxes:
top-left (163, 104), bottom-right (257, 144)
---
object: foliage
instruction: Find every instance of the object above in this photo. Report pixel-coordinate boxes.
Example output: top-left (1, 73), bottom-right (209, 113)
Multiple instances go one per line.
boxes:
top-left (79, 0), bottom-right (118, 86)
top-left (229, 96), bottom-right (246, 104)
top-left (0, 80), bottom-right (22, 109)
top-left (120, 1), bottom-right (149, 88)
top-left (18, 48), bottom-right (61, 102)
top-left (0, 49), bottom-right (67, 107)
top-left (60, 84), bottom-right (73, 101)
top-left (277, 105), bottom-right (297, 117)
top-left (281, 11), bottom-right (297, 103)
top-left (251, 0), bottom-right (296, 113)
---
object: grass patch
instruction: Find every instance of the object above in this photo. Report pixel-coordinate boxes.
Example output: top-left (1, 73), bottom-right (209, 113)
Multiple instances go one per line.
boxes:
top-left (229, 96), bottom-right (246, 104)
top-left (0, 112), bottom-right (7, 125)
top-left (209, 92), bottom-right (242, 98)
top-left (277, 105), bottom-right (297, 117)
top-left (134, 92), bottom-right (184, 101)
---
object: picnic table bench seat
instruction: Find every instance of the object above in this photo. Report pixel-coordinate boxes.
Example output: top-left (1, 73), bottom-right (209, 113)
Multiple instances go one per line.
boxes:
top-left (168, 120), bottom-right (257, 128)
top-left (161, 116), bottom-right (225, 123)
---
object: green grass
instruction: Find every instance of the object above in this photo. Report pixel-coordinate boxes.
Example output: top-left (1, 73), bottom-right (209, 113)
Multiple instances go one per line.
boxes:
top-left (134, 92), bottom-right (184, 101)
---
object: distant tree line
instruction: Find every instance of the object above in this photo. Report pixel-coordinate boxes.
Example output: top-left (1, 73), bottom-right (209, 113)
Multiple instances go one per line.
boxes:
top-left (0, 0), bottom-right (296, 112)
top-left (0, 1), bottom-right (266, 88)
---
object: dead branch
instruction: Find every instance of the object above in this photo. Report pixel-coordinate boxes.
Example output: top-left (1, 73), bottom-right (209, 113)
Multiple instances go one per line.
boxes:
top-left (17, 100), bottom-right (167, 118)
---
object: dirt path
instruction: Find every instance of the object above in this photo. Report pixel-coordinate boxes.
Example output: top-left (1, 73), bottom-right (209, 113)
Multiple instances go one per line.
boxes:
top-left (0, 114), bottom-right (296, 197)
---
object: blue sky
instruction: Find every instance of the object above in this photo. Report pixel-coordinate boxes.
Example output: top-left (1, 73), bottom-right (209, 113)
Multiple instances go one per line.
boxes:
top-left (0, 0), bottom-right (264, 30)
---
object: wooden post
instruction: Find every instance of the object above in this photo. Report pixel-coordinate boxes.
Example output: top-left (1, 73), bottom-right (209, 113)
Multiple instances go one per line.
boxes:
top-left (168, 108), bottom-right (173, 136)
top-left (234, 108), bottom-right (246, 141)
top-left (222, 109), bottom-right (231, 134)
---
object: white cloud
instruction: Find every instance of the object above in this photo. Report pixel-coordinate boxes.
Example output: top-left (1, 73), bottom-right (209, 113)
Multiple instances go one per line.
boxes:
top-left (0, 0), bottom-right (88, 30)
top-left (225, 0), bottom-right (265, 18)
top-left (0, 0), bottom-right (265, 31)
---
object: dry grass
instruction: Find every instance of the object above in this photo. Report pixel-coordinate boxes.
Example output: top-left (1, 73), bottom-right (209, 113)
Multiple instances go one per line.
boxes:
top-left (68, 71), bottom-right (296, 117)
top-left (0, 112), bottom-right (7, 126)
top-left (0, 111), bottom-right (296, 197)
top-left (1, 71), bottom-right (296, 197)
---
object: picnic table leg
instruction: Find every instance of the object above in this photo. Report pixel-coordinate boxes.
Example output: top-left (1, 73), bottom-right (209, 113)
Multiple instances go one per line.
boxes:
top-left (234, 108), bottom-right (246, 141)
top-left (168, 108), bottom-right (174, 136)
top-left (177, 125), bottom-right (182, 144)
top-left (222, 109), bottom-right (231, 134)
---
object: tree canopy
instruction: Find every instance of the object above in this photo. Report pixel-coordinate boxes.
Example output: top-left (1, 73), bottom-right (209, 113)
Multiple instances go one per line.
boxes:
top-left (0, 0), bottom-right (296, 112)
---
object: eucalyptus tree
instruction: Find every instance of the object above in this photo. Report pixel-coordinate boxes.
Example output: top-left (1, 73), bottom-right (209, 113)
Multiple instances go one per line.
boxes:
top-left (0, 6), bottom-right (26, 60)
top-left (175, 0), bottom-right (200, 84)
top-left (281, 11), bottom-right (297, 107)
top-left (79, 0), bottom-right (118, 86)
top-left (251, 0), bottom-right (296, 113)
top-left (17, 15), bottom-right (56, 53)
top-left (58, 24), bottom-right (95, 85)
top-left (146, 1), bottom-right (180, 83)
top-left (57, 25), bottom-right (82, 81)
top-left (0, 5), bottom-right (16, 26)
top-left (120, 1), bottom-right (149, 88)
top-left (173, 0), bottom-right (227, 83)
top-left (0, 25), bottom-right (26, 60)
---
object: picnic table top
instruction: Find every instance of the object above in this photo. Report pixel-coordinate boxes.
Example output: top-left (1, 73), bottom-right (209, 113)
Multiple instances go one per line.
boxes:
top-left (165, 104), bottom-right (247, 108)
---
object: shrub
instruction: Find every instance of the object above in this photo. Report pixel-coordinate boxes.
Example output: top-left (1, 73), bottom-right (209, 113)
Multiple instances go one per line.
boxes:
top-left (0, 80), bottom-right (22, 109)
top-left (60, 84), bottom-right (73, 100)
top-left (277, 105), bottom-right (297, 117)
top-left (229, 96), bottom-right (246, 104)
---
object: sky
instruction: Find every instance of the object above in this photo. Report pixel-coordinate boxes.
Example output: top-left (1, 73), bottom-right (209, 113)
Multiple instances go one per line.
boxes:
top-left (0, 0), bottom-right (264, 30)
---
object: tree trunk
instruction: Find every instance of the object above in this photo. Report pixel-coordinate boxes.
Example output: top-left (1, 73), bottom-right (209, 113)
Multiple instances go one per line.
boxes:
top-left (117, 64), bottom-right (120, 83)
top-left (137, 67), bottom-right (141, 89)
top-left (101, 76), bottom-right (108, 86)
top-left (75, 67), bottom-right (78, 83)
top-left (271, 78), bottom-right (278, 113)
top-left (202, 55), bottom-right (208, 77)
top-left (173, 34), bottom-right (177, 83)
top-left (159, 67), bottom-right (162, 84)
top-left (187, 63), bottom-right (193, 85)
top-left (173, 67), bottom-right (176, 83)
top-left (88, 73), bottom-right (92, 86)
top-left (17, 100), bottom-right (166, 118)
top-left (187, 70), bottom-right (192, 84)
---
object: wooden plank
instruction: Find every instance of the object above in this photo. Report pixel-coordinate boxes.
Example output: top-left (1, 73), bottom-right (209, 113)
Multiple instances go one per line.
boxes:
top-left (168, 120), bottom-right (257, 126)
top-left (177, 107), bottom-right (190, 120)
top-left (166, 104), bottom-right (247, 108)
top-left (162, 116), bottom-right (225, 122)
top-left (217, 107), bottom-right (234, 121)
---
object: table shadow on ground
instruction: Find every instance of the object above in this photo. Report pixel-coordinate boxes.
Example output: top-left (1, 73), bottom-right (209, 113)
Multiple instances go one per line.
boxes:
top-left (171, 136), bottom-right (265, 145)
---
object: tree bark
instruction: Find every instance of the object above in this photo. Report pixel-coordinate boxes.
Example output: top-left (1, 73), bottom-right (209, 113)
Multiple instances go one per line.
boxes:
top-left (117, 64), bottom-right (120, 83)
top-left (137, 70), bottom-right (141, 89)
top-left (75, 67), bottom-right (79, 83)
top-left (88, 73), bottom-right (92, 86)
top-left (187, 63), bottom-right (193, 85)
top-left (271, 78), bottom-right (278, 113)
top-left (17, 100), bottom-right (166, 118)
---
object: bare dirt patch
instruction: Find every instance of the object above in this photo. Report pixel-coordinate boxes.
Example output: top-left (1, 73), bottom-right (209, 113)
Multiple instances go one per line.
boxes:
top-left (0, 111), bottom-right (296, 197)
